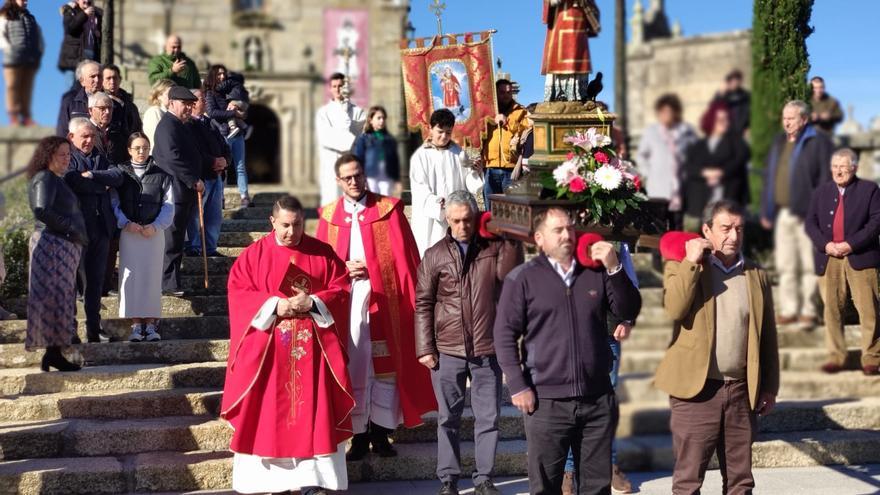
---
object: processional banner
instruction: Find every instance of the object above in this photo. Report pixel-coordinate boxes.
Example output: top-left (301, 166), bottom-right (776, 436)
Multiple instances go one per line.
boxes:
top-left (401, 32), bottom-right (497, 147)
top-left (324, 8), bottom-right (370, 109)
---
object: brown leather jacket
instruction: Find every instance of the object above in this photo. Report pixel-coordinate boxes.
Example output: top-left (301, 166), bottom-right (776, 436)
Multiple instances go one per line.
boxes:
top-left (415, 231), bottom-right (523, 358)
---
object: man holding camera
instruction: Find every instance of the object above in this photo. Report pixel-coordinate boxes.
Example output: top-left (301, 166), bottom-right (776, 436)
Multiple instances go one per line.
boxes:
top-left (147, 34), bottom-right (201, 89)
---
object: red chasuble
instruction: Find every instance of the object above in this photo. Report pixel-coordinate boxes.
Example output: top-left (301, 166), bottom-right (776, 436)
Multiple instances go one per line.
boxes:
top-left (541, 0), bottom-right (600, 75)
top-left (221, 233), bottom-right (355, 458)
top-left (315, 192), bottom-right (438, 428)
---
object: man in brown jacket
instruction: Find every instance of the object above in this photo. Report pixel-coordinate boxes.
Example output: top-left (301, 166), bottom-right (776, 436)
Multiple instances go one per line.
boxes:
top-left (415, 190), bottom-right (522, 495)
top-left (654, 199), bottom-right (780, 494)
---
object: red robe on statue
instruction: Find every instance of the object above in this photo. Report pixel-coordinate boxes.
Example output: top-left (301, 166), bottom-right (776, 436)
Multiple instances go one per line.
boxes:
top-left (441, 72), bottom-right (462, 108)
top-left (541, 0), bottom-right (600, 75)
top-left (315, 192), bottom-right (438, 428)
top-left (221, 233), bottom-right (355, 459)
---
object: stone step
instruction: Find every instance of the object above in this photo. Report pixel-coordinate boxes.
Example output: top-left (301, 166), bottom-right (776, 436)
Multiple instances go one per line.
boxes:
top-left (221, 206), bottom-right (272, 220)
top-left (618, 347), bottom-right (864, 374)
top-left (222, 189), bottom-right (315, 208)
top-left (5, 430), bottom-right (880, 492)
top-left (618, 429), bottom-right (880, 472)
top-left (0, 339), bottom-right (228, 369)
top-left (6, 295), bottom-right (227, 319)
top-left (0, 388), bottom-right (221, 421)
top-left (218, 218), bottom-right (271, 232)
top-left (0, 416), bottom-right (228, 460)
top-left (617, 371), bottom-right (880, 404)
top-left (6, 396), bottom-right (880, 461)
top-left (0, 362), bottom-right (226, 396)
top-left (623, 324), bottom-right (863, 350)
top-left (0, 316), bottom-right (229, 345)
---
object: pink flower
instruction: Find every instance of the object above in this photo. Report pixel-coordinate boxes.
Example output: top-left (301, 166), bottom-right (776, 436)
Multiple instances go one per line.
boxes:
top-left (566, 152), bottom-right (575, 161)
top-left (593, 151), bottom-right (609, 164)
top-left (569, 176), bottom-right (587, 193)
top-left (633, 175), bottom-right (642, 191)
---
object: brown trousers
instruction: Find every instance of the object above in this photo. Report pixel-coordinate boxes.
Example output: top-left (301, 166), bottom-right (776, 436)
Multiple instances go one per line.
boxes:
top-left (670, 379), bottom-right (757, 495)
top-left (818, 257), bottom-right (880, 367)
top-left (3, 66), bottom-right (37, 120)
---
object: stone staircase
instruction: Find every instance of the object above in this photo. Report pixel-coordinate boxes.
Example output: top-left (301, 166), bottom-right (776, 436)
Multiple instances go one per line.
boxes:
top-left (0, 189), bottom-right (879, 494)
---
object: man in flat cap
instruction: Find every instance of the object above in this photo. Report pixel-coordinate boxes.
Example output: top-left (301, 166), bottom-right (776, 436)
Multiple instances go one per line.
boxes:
top-left (152, 85), bottom-right (208, 296)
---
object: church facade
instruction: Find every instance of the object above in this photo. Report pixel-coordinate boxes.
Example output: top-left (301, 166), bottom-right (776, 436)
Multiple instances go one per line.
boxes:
top-left (112, 0), bottom-right (409, 203)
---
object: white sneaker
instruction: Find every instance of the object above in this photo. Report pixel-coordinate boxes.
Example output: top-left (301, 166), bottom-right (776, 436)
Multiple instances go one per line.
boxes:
top-left (144, 323), bottom-right (161, 342)
top-left (129, 324), bottom-right (145, 342)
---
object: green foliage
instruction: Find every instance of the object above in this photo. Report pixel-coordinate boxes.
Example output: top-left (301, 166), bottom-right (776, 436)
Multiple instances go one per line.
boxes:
top-left (1, 176), bottom-right (33, 299)
top-left (750, 0), bottom-right (814, 209)
top-left (1, 229), bottom-right (28, 299)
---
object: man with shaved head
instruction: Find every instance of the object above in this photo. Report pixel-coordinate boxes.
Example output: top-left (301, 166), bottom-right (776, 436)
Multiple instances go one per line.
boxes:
top-left (147, 34), bottom-right (201, 88)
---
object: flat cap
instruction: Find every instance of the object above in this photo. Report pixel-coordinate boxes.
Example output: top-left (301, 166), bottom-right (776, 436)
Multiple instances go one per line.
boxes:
top-left (168, 86), bottom-right (197, 101)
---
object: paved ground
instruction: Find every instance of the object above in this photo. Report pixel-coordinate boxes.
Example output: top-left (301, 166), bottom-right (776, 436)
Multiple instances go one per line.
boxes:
top-left (344, 464), bottom-right (880, 494)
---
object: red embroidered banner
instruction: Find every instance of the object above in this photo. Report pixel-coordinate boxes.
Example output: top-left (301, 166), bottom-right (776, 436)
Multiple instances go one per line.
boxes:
top-left (401, 32), bottom-right (497, 148)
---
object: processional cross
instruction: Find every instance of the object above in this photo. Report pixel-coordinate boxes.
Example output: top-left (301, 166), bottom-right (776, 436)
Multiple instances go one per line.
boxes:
top-left (429, 0), bottom-right (446, 37)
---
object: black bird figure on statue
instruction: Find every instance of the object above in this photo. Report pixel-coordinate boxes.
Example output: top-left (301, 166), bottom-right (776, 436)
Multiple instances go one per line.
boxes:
top-left (584, 71), bottom-right (604, 102)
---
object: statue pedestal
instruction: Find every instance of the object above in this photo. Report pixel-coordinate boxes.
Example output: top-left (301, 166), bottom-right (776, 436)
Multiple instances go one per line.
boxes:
top-left (488, 101), bottom-right (665, 248)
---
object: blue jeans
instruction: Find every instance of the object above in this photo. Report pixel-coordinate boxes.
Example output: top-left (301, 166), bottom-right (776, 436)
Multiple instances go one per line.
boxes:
top-left (565, 336), bottom-right (622, 473)
top-left (227, 134), bottom-right (248, 198)
top-left (483, 168), bottom-right (513, 211)
top-left (185, 177), bottom-right (223, 254)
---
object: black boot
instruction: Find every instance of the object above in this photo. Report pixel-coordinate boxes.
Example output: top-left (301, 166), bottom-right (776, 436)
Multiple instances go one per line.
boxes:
top-left (369, 422), bottom-right (397, 457)
top-left (41, 346), bottom-right (81, 372)
top-left (345, 432), bottom-right (371, 461)
top-left (86, 327), bottom-right (111, 343)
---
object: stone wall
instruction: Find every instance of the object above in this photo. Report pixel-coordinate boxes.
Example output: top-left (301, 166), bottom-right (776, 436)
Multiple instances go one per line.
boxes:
top-left (111, 0), bottom-right (408, 200)
top-left (626, 30), bottom-right (752, 141)
top-left (0, 127), bottom-right (53, 177)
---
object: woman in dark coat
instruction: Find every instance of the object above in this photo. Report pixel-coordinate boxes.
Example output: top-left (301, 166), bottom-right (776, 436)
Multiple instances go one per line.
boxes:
top-left (26, 135), bottom-right (88, 372)
top-left (351, 105), bottom-right (401, 196)
top-left (0, 0), bottom-right (43, 126)
top-left (57, 0), bottom-right (102, 79)
top-left (683, 101), bottom-right (751, 230)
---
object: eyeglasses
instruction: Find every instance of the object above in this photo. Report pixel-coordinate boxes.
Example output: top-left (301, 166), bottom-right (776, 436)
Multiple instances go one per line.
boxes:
top-left (337, 173), bottom-right (364, 183)
top-left (130, 146), bottom-right (150, 152)
top-left (93, 105), bottom-right (111, 112)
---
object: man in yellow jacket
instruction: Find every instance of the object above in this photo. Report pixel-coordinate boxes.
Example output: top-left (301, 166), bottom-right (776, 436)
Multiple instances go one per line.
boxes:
top-left (482, 79), bottom-right (531, 210)
top-left (654, 199), bottom-right (780, 494)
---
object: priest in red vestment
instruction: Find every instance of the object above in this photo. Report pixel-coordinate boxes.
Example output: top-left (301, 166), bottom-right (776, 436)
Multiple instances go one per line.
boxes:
top-left (316, 153), bottom-right (437, 461)
top-left (221, 194), bottom-right (354, 495)
top-left (541, 0), bottom-right (601, 101)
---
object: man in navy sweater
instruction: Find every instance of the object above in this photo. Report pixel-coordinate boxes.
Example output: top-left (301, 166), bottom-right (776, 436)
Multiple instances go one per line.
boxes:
top-left (494, 207), bottom-right (641, 495)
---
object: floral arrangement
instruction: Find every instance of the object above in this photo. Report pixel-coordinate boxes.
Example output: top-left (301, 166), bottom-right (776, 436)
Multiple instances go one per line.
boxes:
top-left (539, 128), bottom-right (646, 225)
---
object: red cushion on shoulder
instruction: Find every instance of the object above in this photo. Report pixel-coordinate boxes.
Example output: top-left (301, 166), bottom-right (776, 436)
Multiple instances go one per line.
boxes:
top-left (479, 211), bottom-right (498, 239)
top-left (576, 232), bottom-right (605, 270)
top-left (659, 231), bottom-right (701, 261)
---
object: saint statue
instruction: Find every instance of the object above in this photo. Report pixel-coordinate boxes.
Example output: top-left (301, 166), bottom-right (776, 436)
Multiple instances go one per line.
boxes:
top-left (439, 66), bottom-right (462, 110)
top-left (541, 0), bottom-right (600, 102)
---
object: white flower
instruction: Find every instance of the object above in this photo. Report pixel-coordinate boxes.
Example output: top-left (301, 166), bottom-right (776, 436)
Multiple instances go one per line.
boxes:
top-left (594, 165), bottom-right (623, 191)
top-left (552, 159), bottom-right (580, 186)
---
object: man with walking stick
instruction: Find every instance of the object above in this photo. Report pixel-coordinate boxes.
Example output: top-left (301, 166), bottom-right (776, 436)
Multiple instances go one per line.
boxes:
top-left (152, 86), bottom-right (207, 296)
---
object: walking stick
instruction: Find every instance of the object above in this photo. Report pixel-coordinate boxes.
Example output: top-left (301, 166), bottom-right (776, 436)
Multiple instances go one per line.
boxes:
top-left (196, 189), bottom-right (209, 289)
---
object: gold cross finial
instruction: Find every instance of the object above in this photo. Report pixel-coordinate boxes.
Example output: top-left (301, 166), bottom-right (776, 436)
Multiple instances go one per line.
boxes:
top-left (429, 0), bottom-right (447, 37)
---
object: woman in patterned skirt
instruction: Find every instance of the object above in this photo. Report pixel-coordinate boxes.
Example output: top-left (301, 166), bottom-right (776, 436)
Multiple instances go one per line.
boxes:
top-left (26, 135), bottom-right (88, 372)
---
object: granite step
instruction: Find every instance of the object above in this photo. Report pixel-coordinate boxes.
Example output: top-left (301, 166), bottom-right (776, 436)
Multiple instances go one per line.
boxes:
top-left (0, 339), bottom-right (229, 369)
top-left (0, 316), bottom-right (229, 345)
top-left (618, 347), bottom-right (863, 374)
top-left (0, 416), bottom-right (228, 460)
top-left (5, 430), bottom-right (880, 493)
top-left (5, 295), bottom-right (228, 319)
top-left (0, 388), bottom-right (221, 421)
top-left (622, 324), bottom-right (863, 350)
top-left (617, 370), bottom-right (880, 404)
top-left (0, 362), bottom-right (226, 396)
top-left (5, 397), bottom-right (880, 460)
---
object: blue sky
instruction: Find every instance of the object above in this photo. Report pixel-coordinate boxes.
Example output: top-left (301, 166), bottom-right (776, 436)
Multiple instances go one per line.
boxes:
top-left (4, 1), bottom-right (878, 130)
